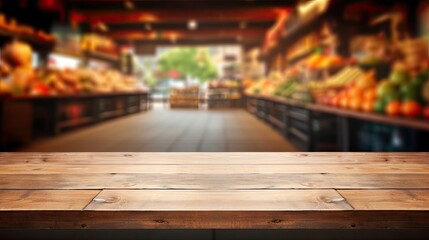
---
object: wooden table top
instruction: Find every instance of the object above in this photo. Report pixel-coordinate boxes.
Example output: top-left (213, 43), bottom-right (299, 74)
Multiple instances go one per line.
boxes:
top-left (0, 152), bottom-right (428, 229)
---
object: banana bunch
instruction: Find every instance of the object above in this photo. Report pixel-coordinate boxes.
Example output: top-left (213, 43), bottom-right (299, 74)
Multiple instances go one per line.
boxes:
top-left (309, 67), bottom-right (364, 89)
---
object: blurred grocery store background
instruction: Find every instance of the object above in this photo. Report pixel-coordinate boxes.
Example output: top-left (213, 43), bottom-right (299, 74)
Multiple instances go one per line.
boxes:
top-left (0, 0), bottom-right (429, 152)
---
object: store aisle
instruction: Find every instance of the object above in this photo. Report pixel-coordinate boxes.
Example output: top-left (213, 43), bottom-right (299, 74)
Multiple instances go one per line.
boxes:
top-left (21, 110), bottom-right (297, 152)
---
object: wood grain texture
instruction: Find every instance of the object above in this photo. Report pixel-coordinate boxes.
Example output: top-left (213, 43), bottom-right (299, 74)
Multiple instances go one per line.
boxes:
top-left (1, 164), bottom-right (429, 174)
top-left (0, 153), bottom-right (429, 229)
top-left (1, 152), bottom-right (428, 165)
top-left (338, 190), bottom-right (429, 210)
top-left (85, 190), bottom-right (352, 211)
top-left (0, 211), bottom-right (428, 229)
top-left (1, 173), bottom-right (429, 190)
top-left (0, 190), bottom-right (99, 210)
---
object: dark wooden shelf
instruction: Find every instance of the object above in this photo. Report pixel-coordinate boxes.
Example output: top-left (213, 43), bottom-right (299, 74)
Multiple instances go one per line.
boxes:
top-left (286, 47), bottom-right (319, 65)
top-left (99, 109), bottom-right (125, 120)
top-left (267, 114), bottom-right (285, 129)
top-left (58, 116), bottom-right (94, 129)
top-left (264, 10), bottom-right (327, 60)
top-left (247, 94), bottom-right (429, 132)
top-left (10, 91), bottom-right (149, 101)
top-left (0, 28), bottom-right (55, 49)
top-left (1, 92), bottom-right (150, 145)
top-left (85, 51), bottom-right (120, 63)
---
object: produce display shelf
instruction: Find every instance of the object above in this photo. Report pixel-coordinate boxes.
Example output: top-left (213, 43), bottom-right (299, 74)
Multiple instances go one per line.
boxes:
top-left (0, 29), bottom-right (55, 48)
top-left (267, 115), bottom-right (285, 129)
top-left (264, 9), bottom-right (327, 60)
top-left (9, 91), bottom-right (149, 100)
top-left (126, 105), bottom-right (140, 113)
top-left (0, 92), bottom-right (150, 149)
top-left (85, 51), bottom-right (120, 63)
top-left (290, 126), bottom-right (310, 142)
top-left (248, 94), bottom-right (429, 132)
top-left (246, 94), bottom-right (429, 151)
top-left (207, 98), bottom-right (243, 109)
top-left (208, 88), bottom-right (241, 91)
top-left (99, 109), bottom-right (125, 120)
top-left (57, 116), bottom-right (95, 129)
top-left (170, 105), bottom-right (199, 109)
top-left (287, 46), bottom-right (319, 65)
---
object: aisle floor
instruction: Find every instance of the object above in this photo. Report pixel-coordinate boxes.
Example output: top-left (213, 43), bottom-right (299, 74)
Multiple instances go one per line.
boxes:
top-left (21, 109), bottom-right (297, 152)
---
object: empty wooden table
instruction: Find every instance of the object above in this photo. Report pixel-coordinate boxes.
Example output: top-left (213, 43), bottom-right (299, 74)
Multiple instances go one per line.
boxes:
top-left (0, 152), bottom-right (428, 229)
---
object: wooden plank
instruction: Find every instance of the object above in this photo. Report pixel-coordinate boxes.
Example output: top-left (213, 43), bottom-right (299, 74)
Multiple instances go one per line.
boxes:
top-left (1, 153), bottom-right (428, 165)
top-left (0, 190), bottom-right (99, 210)
top-left (339, 190), bottom-right (429, 210)
top-left (85, 190), bottom-right (352, 211)
top-left (0, 173), bottom-right (429, 190)
top-left (0, 211), bottom-right (428, 229)
top-left (0, 153), bottom-right (427, 230)
top-left (1, 164), bottom-right (429, 174)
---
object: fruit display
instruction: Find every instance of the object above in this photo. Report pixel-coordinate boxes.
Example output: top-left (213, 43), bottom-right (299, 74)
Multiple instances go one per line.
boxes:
top-left (319, 59), bottom-right (429, 119)
top-left (245, 71), bottom-right (285, 96)
top-left (2, 41), bottom-right (33, 67)
top-left (0, 13), bottom-right (56, 43)
top-left (0, 80), bottom-right (11, 94)
top-left (207, 80), bottom-right (242, 103)
top-left (0, 68), bottom-right (148, 97)
top-left (81, 34), bottom-right (118, 56)
top-left (248, 47), bottom-right (429, 120)
top-left (397, 38), bottom-right (429, 69)
top-left (208, 80), bottom-right (240, 89)
top-left (0, 41), bottom-right (147, 97)
top-left (245, 79), bottom-right (274, 95)
top-left (298, 53), bottom-right (348, 71)
top-left (350, 35), bottom-right (391, 66)
top-left (309, 66), bottom-right (365, 103)
top-left (309, 67), bottom-right (364, 89)
top-left (286, 32), bottom-right (322, 61)
top-left (169, 86), bottom-right (200, 109)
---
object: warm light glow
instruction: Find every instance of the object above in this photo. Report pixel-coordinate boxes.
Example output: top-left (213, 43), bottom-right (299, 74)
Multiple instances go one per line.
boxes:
top-left (138, 14), bottom-right (158, 22)
top-left (239, 21), bottom-right (247, 29)
top-left (298, 0), bottom-right (330, 17)
top-left (96, 22), bottom-right (109, 32)
top-left (188, 19), bottom-right (198, 30)
top-left (170, 33), bottom-right (178, 43)
top-left (124, 0), bottom-right (135, 10)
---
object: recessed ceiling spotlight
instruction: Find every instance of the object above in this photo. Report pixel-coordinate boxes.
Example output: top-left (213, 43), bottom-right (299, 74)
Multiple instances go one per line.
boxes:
top-left (145, 23), bottom-right (152, 30)
top-left (124, 0), bottom-right (134, 10)
top-left (96, 22), bottom-right (109, 32)
top-left (239, 21), bottom-right (247, 29)
top-left (188, 19), bottom-right (198, 30)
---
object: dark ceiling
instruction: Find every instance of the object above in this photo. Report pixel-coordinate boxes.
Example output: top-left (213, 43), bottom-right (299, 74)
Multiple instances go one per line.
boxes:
top-left (65, 0), bottom-right (298, 45)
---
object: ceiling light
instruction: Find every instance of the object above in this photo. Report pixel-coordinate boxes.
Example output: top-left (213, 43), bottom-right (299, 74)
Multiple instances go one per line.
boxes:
top-left (188, 19), bottom-right (198, 30)
top-left (124, 1), bottom-right (135, 10)
top-left (96, 22), bottom-right (109, 32)
top-left (239, 21), bottom-right (247, 29)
